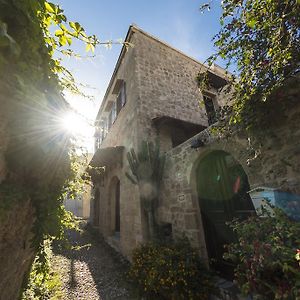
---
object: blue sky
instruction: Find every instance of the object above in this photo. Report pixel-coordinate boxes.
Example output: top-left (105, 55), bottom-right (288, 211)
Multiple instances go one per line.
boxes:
top-left (55, 0), bottom-right (223, 150)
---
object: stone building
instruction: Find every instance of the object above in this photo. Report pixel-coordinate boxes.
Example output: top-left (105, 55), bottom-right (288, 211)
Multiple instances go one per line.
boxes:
top-left (90, 25), bottom-right (300, 277)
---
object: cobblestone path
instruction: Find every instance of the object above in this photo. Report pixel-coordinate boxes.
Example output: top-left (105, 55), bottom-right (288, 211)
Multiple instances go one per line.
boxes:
top-left (52, 224), bottom-right (136, 300)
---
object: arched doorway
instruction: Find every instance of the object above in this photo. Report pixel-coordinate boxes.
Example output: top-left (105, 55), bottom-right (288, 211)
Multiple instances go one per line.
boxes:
top-left (196, 150), bottom-right (254, 278)
top-left (93, 188), bottom-right (100, 226)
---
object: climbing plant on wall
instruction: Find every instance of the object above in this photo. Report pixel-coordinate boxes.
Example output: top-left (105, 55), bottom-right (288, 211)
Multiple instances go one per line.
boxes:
top-left (197, 1), bottom-right (300, 297)
top-left (0, 0), bottom-right (118, 296)
top-left (198, 0), bottom-right (300, 131)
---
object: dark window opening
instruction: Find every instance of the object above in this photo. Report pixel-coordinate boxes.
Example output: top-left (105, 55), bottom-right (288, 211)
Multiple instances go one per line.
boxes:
top-left (153, 116), bottom-right (206, 149)
top-left (98, 81), bottom-right (126, 142)
top-left (203, 95), bottom-right (217, 125)
top-left (116, 82), bottom-right (126, 114)
top-left (171, 127), bottom-right (191, 148)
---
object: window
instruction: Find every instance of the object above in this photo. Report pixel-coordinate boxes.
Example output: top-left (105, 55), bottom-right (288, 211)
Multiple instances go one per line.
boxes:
top-left (104, 80), bottom-right (126, 134)
top-left (203, 94), bottom-right (217, 125)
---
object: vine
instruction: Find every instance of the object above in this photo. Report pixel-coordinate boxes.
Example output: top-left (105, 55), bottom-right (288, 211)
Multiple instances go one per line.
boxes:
top-left (198, 0), bottom-right (300, 132)
top-left (0, 0), bottom-right (109, 297)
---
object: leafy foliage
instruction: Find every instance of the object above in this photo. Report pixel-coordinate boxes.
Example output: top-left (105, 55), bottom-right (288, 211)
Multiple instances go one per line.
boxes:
top-left (40, 1), bottom-right (131, 96)
top-left (199, 0), bottom-right (300, 130)
top-left (0, 0), bottom-right (100, 296)
top-left (22, 240), bottom-right (63, 300)
top-left (128, 240), bottom-right (217, 300)
top-left (224, 205), bottom-right (300, 299)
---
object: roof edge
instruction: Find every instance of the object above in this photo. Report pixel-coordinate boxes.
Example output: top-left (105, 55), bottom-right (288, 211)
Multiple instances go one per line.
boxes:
top-left (95, 24), bottom-right (229, 123)
top-left (95, 25), bottom-right (135, 122)
top-left (131, 25), bottom-right (209, 69)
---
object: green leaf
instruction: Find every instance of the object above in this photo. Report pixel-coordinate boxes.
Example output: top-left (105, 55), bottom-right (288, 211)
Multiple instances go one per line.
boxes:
top-left (59, 35), bottom-right (67, 46)
top-left (54, 29), bottom-right (63, 37)
top-left (60, 24), bottom-right (67, 31)
top-left (69, 21), bottom-right (76, 30)
top-left (85, 43), bottom-right (94, 52)
top-left (220, 52), bottom-right (226, 59)
top-left (45, 2), bottom-right (55, 13)
top-left (74, 22), bottom-right (82, 32)
top-left (66, 37), bottom-right (72, 46)
top-left (247, 19), bottom-right (256, 28)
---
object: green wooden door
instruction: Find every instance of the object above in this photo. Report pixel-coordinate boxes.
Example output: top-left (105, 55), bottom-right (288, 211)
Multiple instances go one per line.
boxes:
top-left (197, 151), bottom-right (254, 278)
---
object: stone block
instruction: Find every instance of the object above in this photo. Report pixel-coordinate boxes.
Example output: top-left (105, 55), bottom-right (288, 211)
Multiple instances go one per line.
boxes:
top-left (184, 214), bottom-right (197, 230)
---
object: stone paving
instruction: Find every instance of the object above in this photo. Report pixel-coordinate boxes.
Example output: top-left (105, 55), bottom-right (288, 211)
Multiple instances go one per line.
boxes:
top-left (52, 224), bottom-right (136, 300)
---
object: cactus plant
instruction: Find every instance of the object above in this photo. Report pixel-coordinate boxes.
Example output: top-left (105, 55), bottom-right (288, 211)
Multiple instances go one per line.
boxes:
top-left (126, 140), bottom-right (165, 241)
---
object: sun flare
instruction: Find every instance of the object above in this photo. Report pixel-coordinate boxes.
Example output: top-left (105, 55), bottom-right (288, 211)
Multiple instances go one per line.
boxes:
top-left (62, 112), bottom-right (93, 138)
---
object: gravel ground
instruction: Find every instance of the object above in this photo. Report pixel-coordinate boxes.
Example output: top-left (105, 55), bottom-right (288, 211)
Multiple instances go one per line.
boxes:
top-left (52, 224), bottom-right (137, 300)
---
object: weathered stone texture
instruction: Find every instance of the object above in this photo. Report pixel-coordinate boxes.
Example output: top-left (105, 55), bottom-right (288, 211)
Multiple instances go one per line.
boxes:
top-left (0, 200), bottom-right (35, 300)
top-left (93, 35), bottom-right (144, 257)
top-left (158, 94), bottom-right (300, 260)
top-left (0, 94), bottom-right (36, 300)
top-left (0, 98), bottom-right (8, 184)
top-left (134, 31), bottom-right (209, 140)
top-left (93, 26), bottom-right (300, 264)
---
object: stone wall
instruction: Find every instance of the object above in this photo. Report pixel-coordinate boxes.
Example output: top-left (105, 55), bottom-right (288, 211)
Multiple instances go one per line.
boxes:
top-left (131, 27), bottom-right (231, 153)
top-left (94, 163), bottom-right (143, 257)
top-left (0, 103), bottom-right (8, 184)
top-left (158, 93), bottom-right (300, 261)
top-left (94, 31), bottom-right (145, 257)
top-left (93, 27), bottom-right (233, 258)
top-left (0, 94), bottom-right (36, 300)
top-left (93, 26), bottom-right (299, 263)
top-left (0, 200), bottom-right (35, 300)
top-left (100, 38), bottom-right (138, 150)
top-left (0, 2), bottom-right (75, 297)
top-left (134, 30), bottom-right (207, 126)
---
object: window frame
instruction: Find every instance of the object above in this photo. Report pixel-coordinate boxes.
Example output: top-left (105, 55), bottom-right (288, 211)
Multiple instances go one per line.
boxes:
top-left (203, 92), bottom-right (217, 126)
top-left (116, 81), bottom-right (126, 114)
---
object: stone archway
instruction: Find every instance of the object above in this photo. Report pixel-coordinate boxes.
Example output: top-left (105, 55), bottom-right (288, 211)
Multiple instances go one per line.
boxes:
top-left (196, 150), bottom-right (255, 278)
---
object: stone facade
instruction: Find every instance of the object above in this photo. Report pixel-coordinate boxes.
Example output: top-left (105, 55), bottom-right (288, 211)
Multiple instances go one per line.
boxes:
top-left (91, 25), bottom-right (300, 265)
top-left (91, 25), bottom-right (231, 258)
top-left (0, 90), bottom-right (36, 300)
top-left (0, 200), bottom-right (35, 300)
top-left (158, 96), bottom-right (300, 262)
